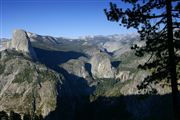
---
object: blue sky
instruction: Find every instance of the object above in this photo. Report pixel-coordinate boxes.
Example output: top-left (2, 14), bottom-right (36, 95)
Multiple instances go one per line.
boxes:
top-left (1, 0), bottom-right (135, 38)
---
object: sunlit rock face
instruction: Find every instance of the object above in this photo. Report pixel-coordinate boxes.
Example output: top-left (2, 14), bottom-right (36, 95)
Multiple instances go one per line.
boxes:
top-left (0, 49), bottom-right (63, 117)
top-left (83, 46), bottom-right (101, 57)
top-left (115, 71), bottom-right (133, 82)
top-left (90, 53), bottom-right (114, 78)
top-left (11, 29), bottom-right (37, 60)
top-left (0, 39), bottom-right (11, 51)
top-left (103, 41), bottom-right (123, 53)
top-left (60, 59), bottom-right (91, 80)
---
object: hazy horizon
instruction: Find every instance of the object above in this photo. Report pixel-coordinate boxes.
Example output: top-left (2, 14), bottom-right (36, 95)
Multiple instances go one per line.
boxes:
top-left (0, 29), bottom-right (138, 40)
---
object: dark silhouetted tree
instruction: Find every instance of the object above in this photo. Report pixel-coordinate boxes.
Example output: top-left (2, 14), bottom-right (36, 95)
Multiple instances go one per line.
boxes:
top-left (0, 111), bottom-right (9, 120)
top-left (105, 0), bottom-right (180, 119)
top-left (34, 114), bottom-right (43, 120)
top-left (23, 113), bottom-right (31, 120)
top-left (9, 111), bottom-right (21, 120)
top-left (23, 113), bottom-right (43, 120)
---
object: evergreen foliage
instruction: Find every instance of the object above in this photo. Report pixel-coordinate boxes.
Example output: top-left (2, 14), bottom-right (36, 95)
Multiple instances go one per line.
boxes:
top-left (105, 0), bottom-right (180, 119)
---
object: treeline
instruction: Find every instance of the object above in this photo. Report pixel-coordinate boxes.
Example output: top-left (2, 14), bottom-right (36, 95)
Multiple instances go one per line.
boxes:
top-left (0, 111), bottom-right (43, 120)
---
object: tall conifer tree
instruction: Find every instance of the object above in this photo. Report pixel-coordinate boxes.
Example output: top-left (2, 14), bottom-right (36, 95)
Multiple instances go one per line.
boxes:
top-left (105, 0), bottom-right (180, 119)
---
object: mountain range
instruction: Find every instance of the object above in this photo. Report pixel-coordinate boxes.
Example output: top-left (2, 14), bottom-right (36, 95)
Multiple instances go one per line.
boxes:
top-left (0, 29), bottom-right (177, 120)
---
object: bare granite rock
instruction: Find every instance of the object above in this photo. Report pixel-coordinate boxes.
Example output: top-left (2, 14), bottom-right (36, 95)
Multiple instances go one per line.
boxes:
top-left (115, 71), bottom-right (134, 82)
top-left (60, 59), bottom-right (91, 81)
top-left (0, 50), bottom-right (63, 117)
top-left (90, 53), bottom-right (114, 78)
top-left (11, 29), bottom-right (37, 60)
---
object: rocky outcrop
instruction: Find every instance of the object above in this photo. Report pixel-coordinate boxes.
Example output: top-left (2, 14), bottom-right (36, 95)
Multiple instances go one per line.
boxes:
top-left (90, 53), bottom-right (114, 78)
top-left (0, 49), bottom-right (63, 117)
top-left (60, 59), bottom-right (91, 81)
top-left (103, 41), bottom-right (123, 53)
top-left (0, 41), bottom-right (11, 51)
top-left (83, 46), bottom-right (101, 57)
top-left (115, 71), bottom-right (134, 82)
top-left (11, 29), bottom-right (37, 60)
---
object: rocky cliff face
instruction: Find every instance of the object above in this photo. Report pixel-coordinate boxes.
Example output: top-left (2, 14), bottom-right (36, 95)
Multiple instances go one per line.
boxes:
top-left (10, 29), bottom-right (37, 60)
top-left (103, 41), bottom-right (124, 53)
top-left (0, 29), bottom-right (37, 60)
top-left (83, 46), bottom-right (101, 57)
top-left (115, 71), bottom-right (134, 82)
top-left (0, 49), bottom-right (63, 117)
top-left (60, 59), bottom-right (92, 81)
top-left (90, 53), bottom-right (114, 78)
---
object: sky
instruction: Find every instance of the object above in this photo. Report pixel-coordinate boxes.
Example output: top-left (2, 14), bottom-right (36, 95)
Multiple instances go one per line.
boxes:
top-left (0, 0), bottom-right (135, 38)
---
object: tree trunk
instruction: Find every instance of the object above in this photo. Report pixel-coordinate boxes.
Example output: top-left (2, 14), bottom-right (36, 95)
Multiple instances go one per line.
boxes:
top-left (165, 0), bottom-right (179, 120)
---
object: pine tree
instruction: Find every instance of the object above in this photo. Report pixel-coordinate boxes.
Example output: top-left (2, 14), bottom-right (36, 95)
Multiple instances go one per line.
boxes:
top-left (0, 111), bottom-right (9, 120)
top-left (9, 111), bottom-right (21, 120)
top-left (105, 0), bottom-right (180, 119)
